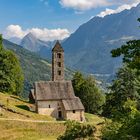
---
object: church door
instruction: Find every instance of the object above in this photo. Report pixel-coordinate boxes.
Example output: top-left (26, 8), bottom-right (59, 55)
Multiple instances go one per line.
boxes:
top-left (58, 111), bottom-right (62, 119)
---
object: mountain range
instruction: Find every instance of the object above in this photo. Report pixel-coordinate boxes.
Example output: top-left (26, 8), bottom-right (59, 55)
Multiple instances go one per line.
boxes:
top-left (8, 4), bottom-right (140, 76)
top-left (62, 4), bottom-right (140, 74)
top-left (20, 33), bottom-right (55, 59)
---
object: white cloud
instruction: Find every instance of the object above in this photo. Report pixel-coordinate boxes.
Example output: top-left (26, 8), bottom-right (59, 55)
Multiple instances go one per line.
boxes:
top-left (112, 0), bottom-right (140, 5)
top-left (59, 0), bottom-right (140, 11)
top-left (106, 36), bottom-right (135, 44)
top-left (97, 2), bottom-right (139, 17)
top-left (5, 25), bottom-right (27, 39)
top-left (59, 0), bottom-right (110, 11)
top-left (4, 25), bottom-right (70, 41)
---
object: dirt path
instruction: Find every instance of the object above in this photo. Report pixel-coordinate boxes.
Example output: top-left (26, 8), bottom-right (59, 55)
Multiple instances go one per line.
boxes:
top-left (0, 118), bottom-right (65, 123)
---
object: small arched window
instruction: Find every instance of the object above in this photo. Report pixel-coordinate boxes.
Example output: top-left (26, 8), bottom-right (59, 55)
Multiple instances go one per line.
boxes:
top-left (58, 70), bottom-right (61, 75)
top-left (57, 53), bottom-right (61, 58)
top-left (49, 105), bottom-right (51, 108)
top-left (58, 62), bottom-right (61, 67)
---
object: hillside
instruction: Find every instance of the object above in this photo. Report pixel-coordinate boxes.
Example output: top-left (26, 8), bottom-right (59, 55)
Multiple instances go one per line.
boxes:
top-left (62, 4), bottom-right (140, 75)
top-left (0, 92), bottom-right (65, 140)
top-left (3, 39), bottom-right (73, 98)
top-left (0, 92), bottom-right (54, 120)
top-left (0, 93), bottom-right (105, 140)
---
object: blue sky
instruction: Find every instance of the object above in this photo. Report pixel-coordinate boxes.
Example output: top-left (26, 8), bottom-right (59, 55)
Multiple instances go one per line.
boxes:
top-left (0, 0), bottom-right (105, 31)
top-left (0, 0), bottom-right (139, 41)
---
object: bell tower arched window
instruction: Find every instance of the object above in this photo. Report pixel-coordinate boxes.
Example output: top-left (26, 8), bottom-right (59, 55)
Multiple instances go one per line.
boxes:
top-left (57, 53), bottom-right (61, 58)
top-left (58, 62), bottom-right (61, 67)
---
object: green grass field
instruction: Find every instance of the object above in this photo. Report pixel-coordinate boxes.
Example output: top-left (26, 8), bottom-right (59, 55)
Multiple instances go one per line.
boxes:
top-left (0, 92), bottom-right (54, 120)
top-left (0, 120), bottom-right (65, 140)
top-left (0, 92), bottom-right (105, 140)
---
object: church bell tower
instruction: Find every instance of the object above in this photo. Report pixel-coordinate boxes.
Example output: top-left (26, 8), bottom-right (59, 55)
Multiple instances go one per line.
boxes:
top-left (52, 41), bottom-right (64, 81)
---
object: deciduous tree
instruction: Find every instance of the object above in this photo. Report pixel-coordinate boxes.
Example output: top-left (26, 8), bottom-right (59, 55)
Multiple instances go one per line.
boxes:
top-left (0, 35), bottom-right (24, 95)
top-left (72, 72), bottom-right (105, 114)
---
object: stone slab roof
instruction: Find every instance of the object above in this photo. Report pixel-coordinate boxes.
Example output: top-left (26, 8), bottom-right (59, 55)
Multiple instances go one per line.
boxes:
top-left (35, 81), bottom-right (75, 100)
top-left (62, 98), bottom-right (84, 111)
top-left (52, 41), bottom-right (64, 52)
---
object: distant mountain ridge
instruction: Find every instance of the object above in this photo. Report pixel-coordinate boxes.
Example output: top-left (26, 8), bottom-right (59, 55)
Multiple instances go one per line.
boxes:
top-left (20, 33), bottom-right (55, 58)
top-left (8, 37), bottom-right (21, 45)
top-left (62, 4), bottom-right (140, 74)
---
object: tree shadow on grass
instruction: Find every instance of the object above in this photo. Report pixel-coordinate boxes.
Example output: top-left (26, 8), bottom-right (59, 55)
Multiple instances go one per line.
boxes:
top-left (10, 95), bottom-right (29, 103)
top-left (16, 105), bottom-right (30, 111)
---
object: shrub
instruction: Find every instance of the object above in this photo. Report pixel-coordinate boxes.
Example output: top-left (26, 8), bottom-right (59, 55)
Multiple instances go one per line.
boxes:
top-left (57, 120), bottom-right (95, 140)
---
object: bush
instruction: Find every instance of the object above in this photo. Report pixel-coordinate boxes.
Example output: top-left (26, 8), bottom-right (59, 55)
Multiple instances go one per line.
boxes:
top-left (57, 120), bottom-right (95, 140)
top-left (102, 100), bottom-right (140, 140)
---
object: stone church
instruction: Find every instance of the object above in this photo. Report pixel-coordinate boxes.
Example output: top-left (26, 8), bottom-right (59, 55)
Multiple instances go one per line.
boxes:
top-left (29, 41), bottom-right (85, 121)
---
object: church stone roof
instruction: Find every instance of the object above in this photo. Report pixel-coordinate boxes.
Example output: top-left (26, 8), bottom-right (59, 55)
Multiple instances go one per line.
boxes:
top-left (62, 98), bottom-right (84, 111)
top-left (34, 80), bottom-right (84, 111)
top-left (35, 81), bottom-right (75, 100)
top-left (52, 41), bottom-right (64, 52)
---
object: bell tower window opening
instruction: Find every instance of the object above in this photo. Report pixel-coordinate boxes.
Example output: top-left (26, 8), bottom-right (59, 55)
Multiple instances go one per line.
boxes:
top-left (58, 62), bottom-right (61, 67)
top-left (58, 70), bottom-right (61, 75)
top-left (57, 53), bottom-right (61, 58)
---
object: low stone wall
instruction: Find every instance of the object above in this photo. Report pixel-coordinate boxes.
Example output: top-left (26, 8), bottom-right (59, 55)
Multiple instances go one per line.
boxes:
top-left (66, 110), bottom-right (85, 122)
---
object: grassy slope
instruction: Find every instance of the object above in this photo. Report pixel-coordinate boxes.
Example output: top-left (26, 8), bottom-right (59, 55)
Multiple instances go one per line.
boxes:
top-left (0, 93), bottom-right (105, 140)
top-left (85, 113), bottom-right (105, 139)
top-left (0, 92), bottom-right (65, 140)
top-left (0, 92), bottom-right (54, 120)
top-left (0, 120), bottom-right (65, 140)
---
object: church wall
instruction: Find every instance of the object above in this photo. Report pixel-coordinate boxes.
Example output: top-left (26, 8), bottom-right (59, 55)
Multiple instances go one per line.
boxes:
top-left (66, 110), bottom-right (85, 122)
top-left (37, 100), bottom-right (65, 119)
